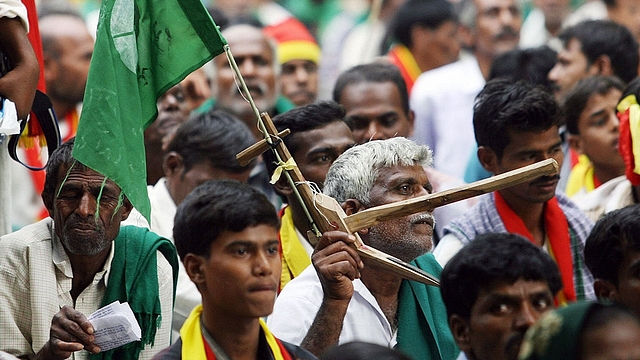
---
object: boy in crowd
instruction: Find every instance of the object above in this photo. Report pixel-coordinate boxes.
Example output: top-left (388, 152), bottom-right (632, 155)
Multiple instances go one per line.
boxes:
top-left (153, 180), bottom-right (315, 359)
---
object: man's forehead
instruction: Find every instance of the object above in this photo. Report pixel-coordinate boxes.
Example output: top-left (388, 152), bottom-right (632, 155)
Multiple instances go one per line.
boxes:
top-left (56, 165), bottom-right (118, 189)
top-left (374, 164), bottom-right (428, 183)
top-left (474, 0), bottom-right (518, 13)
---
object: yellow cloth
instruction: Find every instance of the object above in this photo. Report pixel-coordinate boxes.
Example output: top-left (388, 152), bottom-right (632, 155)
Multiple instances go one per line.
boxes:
top-left (279, 206), bottom-right (312, 291)
top-left (180, 305), bottom-right (287, 360)
top-left (565, 154), bottom-right (596, 197)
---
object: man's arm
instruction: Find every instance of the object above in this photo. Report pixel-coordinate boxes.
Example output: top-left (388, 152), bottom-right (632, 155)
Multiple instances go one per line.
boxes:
top-left (0, 16), bottom-right (39, 120)
top-left (299, 231), bottom-right (363, 355)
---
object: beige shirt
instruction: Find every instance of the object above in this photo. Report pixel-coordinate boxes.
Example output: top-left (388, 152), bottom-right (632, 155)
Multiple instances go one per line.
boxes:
top-left (0, 218), bottom-right (173, 359)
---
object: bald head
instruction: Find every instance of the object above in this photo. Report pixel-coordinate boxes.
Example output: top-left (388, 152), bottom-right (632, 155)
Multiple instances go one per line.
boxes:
top-left (39, 14), bottom-right (94, 115)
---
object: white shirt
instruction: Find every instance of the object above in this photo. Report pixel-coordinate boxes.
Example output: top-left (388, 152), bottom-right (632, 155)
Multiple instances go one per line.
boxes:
top-left (572, 175), bottom-right (635, 222)
top-left (410, 57), bottom-right (486, 179)
top-left (267, 265), bottom-right (397, 348)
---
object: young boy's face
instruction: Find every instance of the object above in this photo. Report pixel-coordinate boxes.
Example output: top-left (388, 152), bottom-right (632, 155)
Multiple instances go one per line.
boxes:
top-left (200, 224), bottom-right (281, 319)
top-left (569, 88), bottom-right (625, 172)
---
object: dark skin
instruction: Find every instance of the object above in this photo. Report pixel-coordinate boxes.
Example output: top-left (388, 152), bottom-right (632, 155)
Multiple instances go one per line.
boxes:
top-left (0, 17), bottom-right (39, 120)
top-left (36, 166), bottom-right (132, 359)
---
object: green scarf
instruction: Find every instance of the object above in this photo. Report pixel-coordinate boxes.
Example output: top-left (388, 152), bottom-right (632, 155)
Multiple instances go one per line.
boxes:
top-left (91, 225), bottom-right (178, 360)
top-left (396, 253), bottom-right (459, 360)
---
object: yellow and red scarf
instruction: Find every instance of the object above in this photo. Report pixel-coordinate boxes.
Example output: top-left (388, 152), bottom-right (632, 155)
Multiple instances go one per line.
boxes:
top-left (387, 44), bottom-right (421, 94)
top-left (617, 94), bottom-right (640, 186)
top-left (278, 206), bottom-right (311, 292)
top-left (494, 192), bottom-right (575, 303)
top-left (181, 305), bottom-right (292, 360)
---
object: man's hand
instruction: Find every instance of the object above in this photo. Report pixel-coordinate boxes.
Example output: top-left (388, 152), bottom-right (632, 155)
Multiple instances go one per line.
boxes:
top-left (312, 231), bottom-right (364, 301)
top-left (35, 306), bottom-right (100, 360)
top-left (301, 231), bottom-right (364, 355)
top-left (0, 17), bottom-right (39, 120)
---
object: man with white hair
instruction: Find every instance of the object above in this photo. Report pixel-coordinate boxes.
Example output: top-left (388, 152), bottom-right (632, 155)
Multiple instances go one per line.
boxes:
top-left (267, 137), bottom-right (458, 360)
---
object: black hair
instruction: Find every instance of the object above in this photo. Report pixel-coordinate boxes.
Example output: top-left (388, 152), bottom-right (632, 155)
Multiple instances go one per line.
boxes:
top-left (166, 110), bottom-right (256, 176)
top-left (558, 20), bottom-right (639, 84)
top-left (319, 342), bottom-right (412, 360)
top-left (384, 0), bottom-right (457, 50)
top-left (584, 204), bottom-right (640, 286)
top-left (489, 45), bottom-right (558, 92)
top-left (440, 232), bottom-right (563, 319)
top-left (173, 180), bottom-right (279, 260)
top-left (473, 79), bottom-right (563, 159)
top-left (621, 76), bottom-right (640, 101)
top-left (333, 63), bottom-right (410, 116)
top-left (263, 100), bottom-right (348, 175)
top-left (563, 76), bottom-right (625, 135)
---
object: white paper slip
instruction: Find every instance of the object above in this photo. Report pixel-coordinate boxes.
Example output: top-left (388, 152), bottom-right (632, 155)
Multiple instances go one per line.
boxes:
top-left (88, 301), bottom-right (142, 352)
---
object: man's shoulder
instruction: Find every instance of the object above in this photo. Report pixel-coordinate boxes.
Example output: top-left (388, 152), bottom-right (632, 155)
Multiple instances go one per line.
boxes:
top-left (0, 218), bottom-right (53, 250)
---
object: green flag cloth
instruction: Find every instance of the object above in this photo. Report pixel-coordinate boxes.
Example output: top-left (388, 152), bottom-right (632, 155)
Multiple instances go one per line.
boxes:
top-left (73, 0), bottom-right (226, 222)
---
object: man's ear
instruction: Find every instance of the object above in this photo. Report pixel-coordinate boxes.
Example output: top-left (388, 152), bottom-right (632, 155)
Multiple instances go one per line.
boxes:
top-left (163, 151), bottom-right (184, 178)
top-left (589, 54), bottom-right (613, 76)
top-left (477, 146), bottom-right (498, 174)
top-left (449, 315), bottom-right (472, 352)
top-left (567, 134), bottom-right (585, 155)
top-left (457, 25), bottom-right (475, 50)
top-left (183, 253), bottom-right (206, 286)
top-left (594, 279), bottom-right (617, 302)
top-left (119, 196), bottom-right (133, 221)
top-left (343, 199), bottom-right (369, 235)
top-left (273, 174), bottom-right (293, 197)
top-left (41, 191), bottom-right (54, 219)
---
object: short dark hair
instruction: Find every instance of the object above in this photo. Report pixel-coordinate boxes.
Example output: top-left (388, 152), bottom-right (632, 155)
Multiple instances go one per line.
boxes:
top-left (320, 342), bottom-right (412, 360)
top-left (333, 63), bottom-right (410, 116)
top-left (173, 180), bottom-right (280, 260)
top-left (558, 20), bottom-right (639, 84)
top-left (489, 45), bottom-right (557, 91)
top-left (440, 233), bottom-right (563, 319)
top-left (166, 110), bottom-right (256, 175)
top-left (473, 79), bottom-right (563, 159)
top-left (264, 100), bottom-right (348, 175)
top-left (584, 204), bottom-right (640, 286)
top-left (563, 76), bottom-right (625, 135)
top-left (386, 0), bottom-right (457, 49)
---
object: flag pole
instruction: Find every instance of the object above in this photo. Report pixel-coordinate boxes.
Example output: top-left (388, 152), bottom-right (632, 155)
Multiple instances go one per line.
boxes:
top-left (223, 45), bottom-right (323, 242)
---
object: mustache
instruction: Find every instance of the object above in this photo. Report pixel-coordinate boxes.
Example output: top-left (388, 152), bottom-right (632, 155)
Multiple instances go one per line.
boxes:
top-left (530, 174), bottom-right (560, 185)
top-left (495, 27), bottom-right (519, 40)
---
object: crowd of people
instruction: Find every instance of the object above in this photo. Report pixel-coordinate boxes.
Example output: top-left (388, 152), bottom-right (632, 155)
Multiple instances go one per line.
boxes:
top-left (3, 0), bottom-right (640, 359)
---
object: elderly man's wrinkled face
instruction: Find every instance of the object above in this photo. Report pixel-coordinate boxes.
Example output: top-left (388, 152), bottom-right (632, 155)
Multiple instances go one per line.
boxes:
top-left (47, 165), bottom-right (132, 256)
top-left (362, 164), bottom-right (434, 262)
top-left (214, 26), bottom-right (278, 127)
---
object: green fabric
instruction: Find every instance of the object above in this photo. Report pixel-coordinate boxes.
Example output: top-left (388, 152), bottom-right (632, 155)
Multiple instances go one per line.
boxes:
top-left (92, 225), bottom-right (179, 360)
top-left (519, 301), bottom-right (597, 360)
top-left (396, 253), bottom-right (459, 360)
top-left (74, 0), bottom-right (227, 223)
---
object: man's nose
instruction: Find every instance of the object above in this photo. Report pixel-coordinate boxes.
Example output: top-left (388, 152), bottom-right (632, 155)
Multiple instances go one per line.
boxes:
top-left (366, 122), bottom-right (384, 141)
top-left (240, 59), bottom-right (257, 77)
top-left (514, 302), bottom-right (539, 329)
top-left (295, 67), bottom-right (309, 84)
top-left (76, 192), bottom-right (97, 218)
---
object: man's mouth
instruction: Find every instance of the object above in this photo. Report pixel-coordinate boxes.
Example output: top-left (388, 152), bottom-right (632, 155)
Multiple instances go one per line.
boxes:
top-left (410, 213), bottom-right (435, 228)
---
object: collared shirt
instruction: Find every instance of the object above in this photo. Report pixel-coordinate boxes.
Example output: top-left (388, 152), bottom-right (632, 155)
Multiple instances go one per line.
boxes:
top-left (0, 218), bottom-right (173, 359)
top-left (267, 265), bottom-right (397, 348)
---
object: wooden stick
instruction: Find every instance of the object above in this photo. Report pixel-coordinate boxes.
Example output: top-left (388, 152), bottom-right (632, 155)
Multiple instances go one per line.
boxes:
top-left (342, 158), bottom-right (558, 232)
top-left (236, 128), bottom-right (290, 166)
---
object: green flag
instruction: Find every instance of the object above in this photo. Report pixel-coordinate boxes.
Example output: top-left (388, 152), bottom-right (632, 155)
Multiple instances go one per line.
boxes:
top-left (73, 0), bottom-right (226, 222)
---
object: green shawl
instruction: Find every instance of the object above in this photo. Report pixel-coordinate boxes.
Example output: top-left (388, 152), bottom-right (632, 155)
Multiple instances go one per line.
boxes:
top-left (396, 253), bottom-right (459, 360)
top-left (91, 225), bottom-right (179, 360)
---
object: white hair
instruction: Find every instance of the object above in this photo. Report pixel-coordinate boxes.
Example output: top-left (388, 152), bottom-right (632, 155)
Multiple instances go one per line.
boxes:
top-left (323, 137), bottom-right (433, 205)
